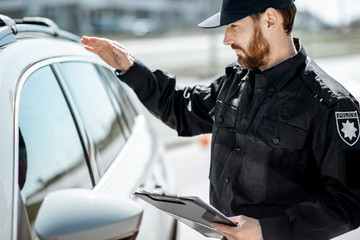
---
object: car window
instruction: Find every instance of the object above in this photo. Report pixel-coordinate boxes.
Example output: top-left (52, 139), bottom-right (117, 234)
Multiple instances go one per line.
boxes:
top-left (99, 66), bottom-right (138, 133)
top-left (18, 65), bottom-right (92, 234)
top-left (57, 62), bottom-right (126, 174)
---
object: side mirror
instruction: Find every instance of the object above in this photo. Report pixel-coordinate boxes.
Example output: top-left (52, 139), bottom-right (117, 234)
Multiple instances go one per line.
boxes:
top-left (35, 189), bottom-right (143, 240)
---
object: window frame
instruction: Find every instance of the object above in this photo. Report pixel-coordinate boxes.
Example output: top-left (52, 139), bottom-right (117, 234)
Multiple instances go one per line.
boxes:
top-left (13, 58), bottom-right (97, 238)
top-left (54, 61), bottom-right (129, 174)
top-left (95, 65), bottom-right (138, 138)
top-left (13, 56), bottom-right (142, 238)
top-left (16, 60), bottom-right (98, 184)
top-left (51, 61), bottom-right (104, 181)
top-left (18, 64), bottom-right (94, 202)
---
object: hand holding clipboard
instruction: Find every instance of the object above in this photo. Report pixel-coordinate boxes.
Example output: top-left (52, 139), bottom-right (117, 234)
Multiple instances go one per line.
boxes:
top-left (134, 188), bottom-right (237, 239)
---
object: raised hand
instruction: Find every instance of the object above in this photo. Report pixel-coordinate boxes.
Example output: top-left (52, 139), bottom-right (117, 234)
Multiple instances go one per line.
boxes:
top-left (81, 36), bottom-right (134, 72)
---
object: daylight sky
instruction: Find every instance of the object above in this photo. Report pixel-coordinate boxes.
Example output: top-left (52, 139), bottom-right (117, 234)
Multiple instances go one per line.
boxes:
top-left (296, 0), bottom-right (360, 26)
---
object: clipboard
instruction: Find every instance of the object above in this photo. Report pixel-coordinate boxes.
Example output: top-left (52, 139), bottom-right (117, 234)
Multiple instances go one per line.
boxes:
top-left (133, 188), bottom-right (237, 239)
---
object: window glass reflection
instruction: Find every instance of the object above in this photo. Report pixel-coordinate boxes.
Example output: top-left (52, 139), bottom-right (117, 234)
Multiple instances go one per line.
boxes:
top-left (100, 67), bottom-right (137, 133)
top-left (19, 65), bottom-right (92, 234)
top-left (58, 62), bottom-right (125, 173)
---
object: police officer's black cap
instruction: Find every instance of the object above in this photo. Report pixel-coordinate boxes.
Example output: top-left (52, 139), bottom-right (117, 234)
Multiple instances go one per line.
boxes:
top-left (199, 0), bottom-right (295, 28)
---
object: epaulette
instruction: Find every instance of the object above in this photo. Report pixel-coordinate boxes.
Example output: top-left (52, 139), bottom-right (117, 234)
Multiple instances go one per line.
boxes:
top-left (301, 57), bottom-right (350, 107)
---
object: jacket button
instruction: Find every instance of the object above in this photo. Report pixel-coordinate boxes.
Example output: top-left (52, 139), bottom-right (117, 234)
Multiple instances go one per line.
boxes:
top-left (304, 70), bottom-right (309, 76)
top-left (218, 116), bottom-right (224, 123)
top-left (273, 138), bottom-right (280, 144)
top-left (256, 88), bottom-right (263, 94)
top-left (235, 147), bottom-right (241, 154)
top-left (241, 119), bottom-right (248, 125)
top-left (225, 177), bottom-right (230, 184)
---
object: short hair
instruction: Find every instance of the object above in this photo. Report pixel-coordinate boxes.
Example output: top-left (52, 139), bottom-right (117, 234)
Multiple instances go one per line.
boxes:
top-left (278, 4), bottom-right (297, 34)
top-left (251, 4), bottom-right (297, 34)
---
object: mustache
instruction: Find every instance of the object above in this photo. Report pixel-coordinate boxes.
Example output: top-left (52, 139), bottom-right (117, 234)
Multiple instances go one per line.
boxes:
top-left (231, 44), bottom-right (244, 51)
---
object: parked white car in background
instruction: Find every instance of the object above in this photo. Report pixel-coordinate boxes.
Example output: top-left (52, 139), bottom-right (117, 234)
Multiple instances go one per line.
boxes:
top-left (0, 14), bottom-right (177, 240)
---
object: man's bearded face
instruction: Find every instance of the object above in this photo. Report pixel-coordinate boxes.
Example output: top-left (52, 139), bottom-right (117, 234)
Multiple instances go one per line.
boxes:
top-left (231, 22), bottom-right (270, 71)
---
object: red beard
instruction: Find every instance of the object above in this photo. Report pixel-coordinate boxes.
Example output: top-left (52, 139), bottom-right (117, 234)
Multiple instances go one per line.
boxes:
top-left (231, 23), bottom-right (270, 71)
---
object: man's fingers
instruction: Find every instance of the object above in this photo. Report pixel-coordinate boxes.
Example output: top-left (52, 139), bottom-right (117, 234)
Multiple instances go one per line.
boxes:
top-left (80, 36), bottom-right (132, 71)
top-left (81, 36), bottom-right (100, 52)
top-left (82, 38), bottom-right (114, 56)
top-left (212, 223), bottom-right (234, 235)
top-left (84, 45), bottom-right (96, 53)
top-left (81, 36), bottom-right (95, 45)
top-left (212, 223), bottom-right (235, 240)
top-left (81, 36), bottom-right (102, 42)
top-left (81, 36), bottom-right (126, 54)
top-left (81, 36), bottom-right (108, 48)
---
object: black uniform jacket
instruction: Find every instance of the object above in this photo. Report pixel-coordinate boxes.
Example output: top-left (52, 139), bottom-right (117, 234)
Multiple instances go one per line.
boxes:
top-left (117, 40), bottom-right (360, 240)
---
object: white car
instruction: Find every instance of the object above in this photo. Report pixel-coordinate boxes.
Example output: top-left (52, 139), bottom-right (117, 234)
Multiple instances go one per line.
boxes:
top-left (0, 15), bottom-right (177, 240)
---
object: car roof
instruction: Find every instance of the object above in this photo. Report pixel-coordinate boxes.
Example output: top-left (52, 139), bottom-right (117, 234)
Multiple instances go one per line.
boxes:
top-left (0, 14), bottom-right (102, 129)
top-left (0, 15), bottom-right (80, 46)
top-left (0, 14), bottom-right (103, 103)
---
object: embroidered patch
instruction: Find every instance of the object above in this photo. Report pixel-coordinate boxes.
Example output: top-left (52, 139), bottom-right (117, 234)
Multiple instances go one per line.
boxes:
top-left (335, 111), bottom-right (360, 146)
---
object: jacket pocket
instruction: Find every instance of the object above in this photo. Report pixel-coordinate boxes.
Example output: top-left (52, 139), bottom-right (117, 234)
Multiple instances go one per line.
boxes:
top-left (255, 119), bottom-right (307, 149)
top-left (209, 100), bottom-right (238, 184)
top-left (209, 100), bottom-right (238, 127)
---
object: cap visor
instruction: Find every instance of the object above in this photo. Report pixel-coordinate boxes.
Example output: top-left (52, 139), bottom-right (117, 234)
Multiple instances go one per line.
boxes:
top-left (198, 12), bottom-right (221, 29)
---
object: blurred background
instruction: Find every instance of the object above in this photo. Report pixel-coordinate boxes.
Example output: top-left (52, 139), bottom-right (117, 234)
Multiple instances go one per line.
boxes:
top-left (1, 0), bottom-right (359, 239)
top-left (1, 0), bottom-right (359, 78)
top-left (1, 0), bottom-right (360, 34)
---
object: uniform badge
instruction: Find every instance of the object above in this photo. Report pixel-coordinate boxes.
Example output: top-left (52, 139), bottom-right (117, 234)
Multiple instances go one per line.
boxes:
top-left (335, 111), bottom-right (360, 146)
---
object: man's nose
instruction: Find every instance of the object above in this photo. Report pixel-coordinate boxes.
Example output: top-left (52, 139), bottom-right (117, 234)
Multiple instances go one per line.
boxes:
top-left (223, 27), bottom-right (234, 46)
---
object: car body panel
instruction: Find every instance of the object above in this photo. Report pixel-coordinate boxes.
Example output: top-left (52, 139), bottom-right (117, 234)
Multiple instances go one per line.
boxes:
top-left (0, 38), bottom-right (101, 239)
top-left (0, 31), bottom-right (176, 239)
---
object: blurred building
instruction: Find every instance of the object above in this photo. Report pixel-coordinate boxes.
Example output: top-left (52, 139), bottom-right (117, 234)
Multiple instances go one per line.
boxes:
top-left (2, 0), bottom-right (348, 35)
top-left (0, 0), bottom-right (219, 35)
top-left (294, 10), bottom-right (332, 30)
top-left (349, 18), bottom-right (360, 29)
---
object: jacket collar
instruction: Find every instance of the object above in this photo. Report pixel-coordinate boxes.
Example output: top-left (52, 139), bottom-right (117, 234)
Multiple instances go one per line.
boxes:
top-left (260, 38), bottom-right (307, 91)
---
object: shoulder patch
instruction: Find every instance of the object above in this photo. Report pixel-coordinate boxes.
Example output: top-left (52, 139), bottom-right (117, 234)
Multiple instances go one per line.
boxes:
top-left (335, 111), bottom-right (360, 146)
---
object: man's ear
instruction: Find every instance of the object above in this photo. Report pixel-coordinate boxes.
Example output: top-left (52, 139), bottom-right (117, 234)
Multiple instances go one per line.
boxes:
top-left (263, 8), bottom-right (280, 31)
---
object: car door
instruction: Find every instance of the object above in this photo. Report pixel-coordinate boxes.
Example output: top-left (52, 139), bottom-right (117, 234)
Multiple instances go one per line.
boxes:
top-left (54, 60), bottom-right (176, 240)
top-left (54, 61), bottom-right (128, 176)
top-left (17, 58), bottom-right (175, 240)
top-left (17, 64), bottom-right (94, 239)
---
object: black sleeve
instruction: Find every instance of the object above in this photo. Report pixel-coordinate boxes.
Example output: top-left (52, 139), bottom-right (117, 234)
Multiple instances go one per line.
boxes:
top-left (260, 98), bottom-right (360, 240)
top-left (116, 59), bottom-right (223, 136)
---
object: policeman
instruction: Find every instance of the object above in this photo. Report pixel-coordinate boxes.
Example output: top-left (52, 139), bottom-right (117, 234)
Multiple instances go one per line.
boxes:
top-left (81, 0), bottom-right (360, 239)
